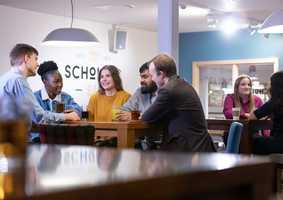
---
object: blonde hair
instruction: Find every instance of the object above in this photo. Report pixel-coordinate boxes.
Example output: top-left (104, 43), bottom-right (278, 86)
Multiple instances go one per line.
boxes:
top-left (233, 74), bottom-right (255, 112)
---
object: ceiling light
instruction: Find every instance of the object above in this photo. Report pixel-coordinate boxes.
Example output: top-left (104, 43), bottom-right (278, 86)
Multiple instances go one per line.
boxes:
top-left (207, 13), bottom-right (250, 35)
top-left (179, 5), bottom-right (210, 17)
top-left (93, 4), bottom-right (135, 10)
top-left (258, 10), bottom-right (283, 34)
top-left (207, 14), bottom-right (218, 28)
top-left (220, 18), bottom-right (239, 35)
top-left (42, 0), bottom-right (99, 46)
top-left (42, 28), bottom-right (99, 46)
top-left (248, 24), bottom-right (261, 35)
top-left (220, 17), bottom-right (249, 35)
top-left (250, 29), bottom-right (256, 35)
top-left (179, 4), bottom-right (186, 10)
top-left (224, 0), bottom-right (237, 12)
top-left (123, 4), bottom-right (135, 9)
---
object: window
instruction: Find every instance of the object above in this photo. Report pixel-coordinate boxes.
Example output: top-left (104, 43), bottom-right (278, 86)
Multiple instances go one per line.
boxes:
top-left (192, 58), bottom-right (278, 119)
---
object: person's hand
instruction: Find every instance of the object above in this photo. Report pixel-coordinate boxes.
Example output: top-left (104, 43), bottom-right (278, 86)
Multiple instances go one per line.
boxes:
top-left (243, 113), bottom-right (250, 118)
top-left (64, 109), bottom-right (74, 113)
top-left (116, 111), bottom-right (131, 121)
top-left (64, 111), bottom-right (80, 121)
top-left (247, 112), bottom-right (258, 120)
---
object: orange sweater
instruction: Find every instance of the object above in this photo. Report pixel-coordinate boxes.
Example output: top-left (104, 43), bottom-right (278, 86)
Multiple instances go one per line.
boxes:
top-left (87, 90), bottom-right (131, 122)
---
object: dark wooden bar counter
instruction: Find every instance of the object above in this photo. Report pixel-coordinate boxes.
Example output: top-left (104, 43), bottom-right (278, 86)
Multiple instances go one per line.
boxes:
top-left (0, 145), bottom-right (275, 200)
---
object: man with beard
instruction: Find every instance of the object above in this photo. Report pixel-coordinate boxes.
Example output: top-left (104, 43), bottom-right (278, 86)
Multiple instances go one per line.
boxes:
top-left (117, 62), bottom-right (159, 150)
top-left (117, 62), bottom-right (157, 121)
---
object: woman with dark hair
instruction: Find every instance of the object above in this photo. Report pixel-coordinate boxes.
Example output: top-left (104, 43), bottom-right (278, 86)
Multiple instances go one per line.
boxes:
top-left (249, 71), bottom-right (283, 154)
top-left (34, 61), bottom-right (82, 116)
top-left (223, 74), bottom-right (263, 119)
top-left (87, 65), bottom-right (130, 121)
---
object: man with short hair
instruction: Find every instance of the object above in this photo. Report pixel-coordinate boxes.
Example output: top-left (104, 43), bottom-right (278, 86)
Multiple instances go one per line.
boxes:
top-left (141, 54), bottom-right (215, 152)
top-left (116, 62), bottom-right (159, 150)
top-left (117, 62), bottom-right (157, 121)
top-left (0, 43), bottom-right (80, 125)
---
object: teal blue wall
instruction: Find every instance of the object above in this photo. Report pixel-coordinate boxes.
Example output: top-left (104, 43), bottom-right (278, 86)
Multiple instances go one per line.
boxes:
top-left (179, 30), bottom-right (283, 83)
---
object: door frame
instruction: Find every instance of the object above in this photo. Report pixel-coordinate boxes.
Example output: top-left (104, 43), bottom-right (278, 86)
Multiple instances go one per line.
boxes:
top-left (192, 57), bottom-right (279, 94)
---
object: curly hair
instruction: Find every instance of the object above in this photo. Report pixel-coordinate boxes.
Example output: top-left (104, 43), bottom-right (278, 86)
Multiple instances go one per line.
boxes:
top-left (37, 61), bottom-right (59, 81)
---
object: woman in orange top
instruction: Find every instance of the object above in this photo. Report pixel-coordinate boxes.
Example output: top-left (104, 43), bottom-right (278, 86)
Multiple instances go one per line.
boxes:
top-left (87, 65), bottom-right (131, 121)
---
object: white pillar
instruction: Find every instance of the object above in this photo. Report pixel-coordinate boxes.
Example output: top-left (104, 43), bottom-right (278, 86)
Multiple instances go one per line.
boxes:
top-left (232, 64), bottom-right (239, 85)
top-left (158, 0), bottom-right (179, 73)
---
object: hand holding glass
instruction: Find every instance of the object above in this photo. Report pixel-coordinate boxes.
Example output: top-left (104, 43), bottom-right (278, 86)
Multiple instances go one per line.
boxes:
top-left (232, 107), bottom-right (240, 120)
top-left (112, 106), bottom-right (121, 121)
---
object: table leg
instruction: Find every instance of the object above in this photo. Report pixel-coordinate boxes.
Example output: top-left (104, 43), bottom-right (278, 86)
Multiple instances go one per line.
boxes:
top-left (117, 128), bottom-right (135, 148)
top-left (239, 123), bottom-right (252, 154)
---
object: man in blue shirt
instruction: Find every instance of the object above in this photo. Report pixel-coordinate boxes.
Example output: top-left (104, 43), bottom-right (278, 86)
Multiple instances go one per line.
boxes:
top-left (34, 61), bottom-right (82, 117)
top-left (117, 62), bottom-right (157, 121)
top-left (0, 43), bottom-right (80, 125)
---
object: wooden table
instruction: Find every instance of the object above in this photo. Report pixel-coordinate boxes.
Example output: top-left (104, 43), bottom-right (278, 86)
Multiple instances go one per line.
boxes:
top-left (32, 120), bottom-right (158, 149)
top-left (207, 119), bottom-right (273, 154)
top-left (32, 119), bottom-right (272, 152)
top-left (88, 121), bottom-right (158, 148)
top-left (0, 145), bottom-right (275, 200)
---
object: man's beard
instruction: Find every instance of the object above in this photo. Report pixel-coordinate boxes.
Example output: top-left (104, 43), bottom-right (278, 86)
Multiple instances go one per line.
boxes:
top-left (141, 82), bottom-right (157, 94)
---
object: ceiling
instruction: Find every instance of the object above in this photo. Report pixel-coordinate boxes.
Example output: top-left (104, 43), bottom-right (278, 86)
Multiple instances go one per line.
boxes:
top-left (0, 0), bottom-right (282, 32)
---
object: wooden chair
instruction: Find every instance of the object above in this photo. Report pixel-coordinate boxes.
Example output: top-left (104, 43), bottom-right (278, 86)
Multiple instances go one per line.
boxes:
top-left (39, 123), bottom-right (95, 146)
top-left (0, 120), bottom-right (28, 155)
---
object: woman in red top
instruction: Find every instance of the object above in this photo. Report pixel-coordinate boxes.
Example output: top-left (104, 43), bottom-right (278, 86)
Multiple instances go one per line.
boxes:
top-left (223, 75), bottom-right (263, 120)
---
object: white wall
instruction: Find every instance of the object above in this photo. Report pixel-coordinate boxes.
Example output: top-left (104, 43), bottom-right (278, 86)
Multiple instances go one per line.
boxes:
top-left (0, 5), bottom-right (158, 107)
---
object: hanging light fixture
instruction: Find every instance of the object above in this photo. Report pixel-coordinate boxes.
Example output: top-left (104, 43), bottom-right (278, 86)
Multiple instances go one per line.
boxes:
top-left (258, 10), bottom-right (283, 34)
top-left (42, 0), bottom-right (99, 46)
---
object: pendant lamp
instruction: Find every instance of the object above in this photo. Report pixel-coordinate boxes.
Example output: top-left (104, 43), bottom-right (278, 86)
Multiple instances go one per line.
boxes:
top-left (42, 0), bottom-right (99, 46)
top-left (258, 10), bottom-right (283, 34)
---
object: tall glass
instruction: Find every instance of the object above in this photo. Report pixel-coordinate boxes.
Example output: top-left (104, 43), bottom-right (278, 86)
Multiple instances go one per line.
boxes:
top-left (54, 102), bottom-right (65, 113)
top-left (111, 106), bottom-right (121, 121)
top-left (232, 107), bottom-right (241, 120)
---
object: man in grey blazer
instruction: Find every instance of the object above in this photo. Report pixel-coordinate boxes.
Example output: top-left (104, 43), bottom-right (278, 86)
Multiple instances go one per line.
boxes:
top-left (141, 54), bottom-right (215, 152)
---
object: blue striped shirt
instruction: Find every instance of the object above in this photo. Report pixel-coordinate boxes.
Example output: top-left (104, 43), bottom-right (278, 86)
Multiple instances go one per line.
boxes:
top-left (0, 67), bottom-right (65, 123)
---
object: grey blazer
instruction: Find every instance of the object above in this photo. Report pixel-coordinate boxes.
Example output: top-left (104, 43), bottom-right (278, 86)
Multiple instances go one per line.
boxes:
top-left (142, 75), bottom-right (215, 152)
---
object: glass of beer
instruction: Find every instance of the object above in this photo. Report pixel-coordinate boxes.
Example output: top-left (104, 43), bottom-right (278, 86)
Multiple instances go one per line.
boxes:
top-left (232, 107), bottom-right (241, 120)
top-left (112, 106), bottom-right (121, 121)
top-left (131, 110), bottom-right (140, 120)
top-left (81, 111), bottom-right (89, 121)
top-left (54, 102), bottom-right (65, 113)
